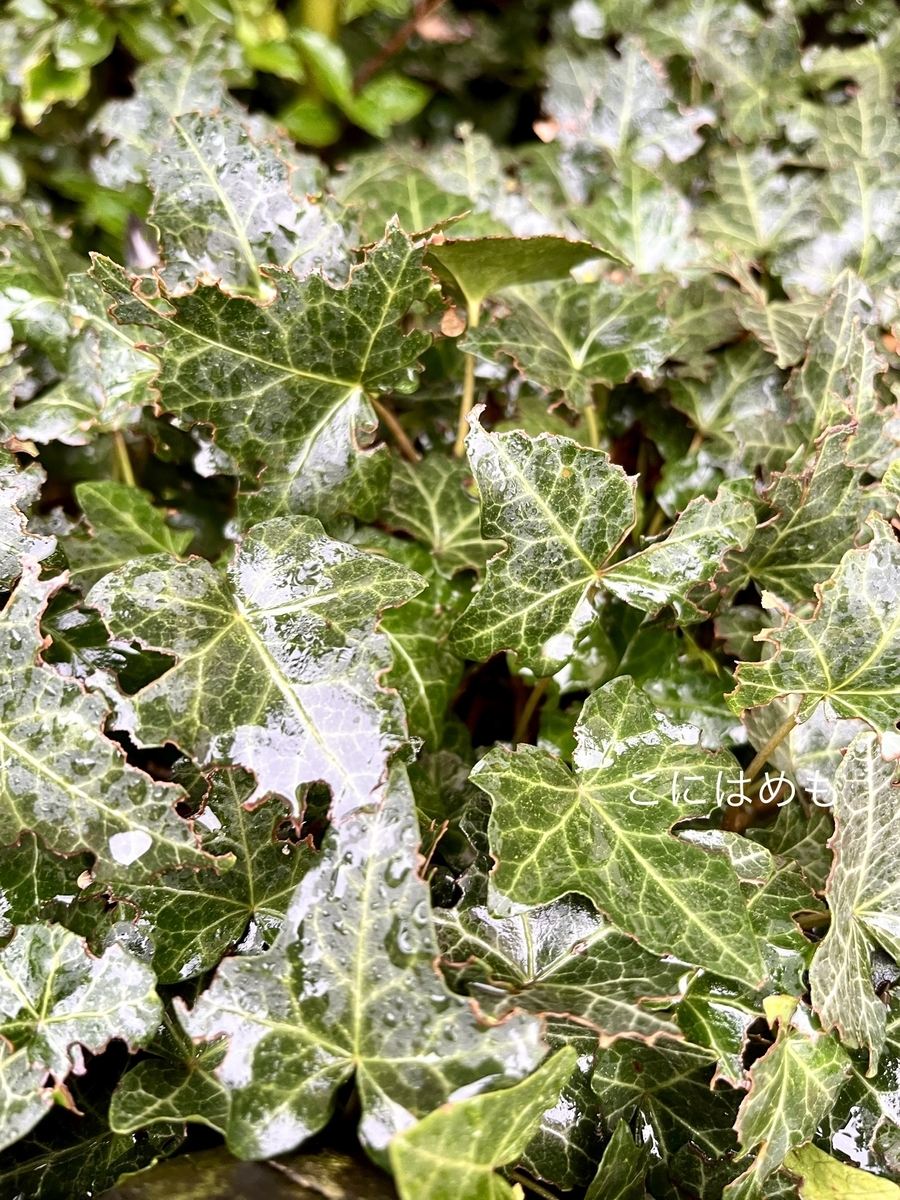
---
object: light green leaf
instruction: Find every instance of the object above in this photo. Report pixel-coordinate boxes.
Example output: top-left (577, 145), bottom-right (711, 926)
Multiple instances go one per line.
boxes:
top-left (0, 561), bottom-right (211, 883)
top-left (178, 765), bottom-right (546, 1159)
top-left (110, 1027), bottom-right (229, 1136)
top-left (784, 1143), bottom-right (900, 1200)
top-left (94, 223), bottom-right (434, 524)
top-left (425, 234), bottom-right (609, 314)
top-left (734, 294), bottom-right (819, 370)
top-left (64, 481), bottom-right (193, 592)
top-left (0, 924), bottom-right (160, 1150)
top-left (88, 516), bottom-right (424, 819)
top-left (388, 1047), bottom-right (577, 1200)
top-left (810, 733), bottom-right (900, 1074)
top-left (584, 1120), bottom-right (649, 1200)
top-left (464, 277), bottom-right (678, 410)
top-left (729, 515), bottom-right (900, 730)
top-left (148, 109), bottom-right (346, 299)
top-left (475, 676), bottom-right (766, 987)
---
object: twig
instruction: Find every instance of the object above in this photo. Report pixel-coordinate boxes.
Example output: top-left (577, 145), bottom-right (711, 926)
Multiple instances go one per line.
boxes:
top-left (583, 401), bottom-right (600, 449)
top-left (794, 910), bottom-right (831, 930)
top-left (353, 0), bottom-right (448, 92)
top-left (745, 712), bottom-right (798, 783)
top-left (513, 676), bottom-right (550, 745)
top-left (372, 398), bottom-right (421, 463)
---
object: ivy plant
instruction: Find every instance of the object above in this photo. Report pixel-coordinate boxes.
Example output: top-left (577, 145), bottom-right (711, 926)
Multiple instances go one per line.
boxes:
top-left (3, 0), bottom-right (900, 1197)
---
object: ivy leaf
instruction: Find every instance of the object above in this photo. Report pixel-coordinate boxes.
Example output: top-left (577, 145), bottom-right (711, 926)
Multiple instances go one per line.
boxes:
top-left (734, 295), bottom-right (819, 370)
top-left (698, 148), bottom-right (819, 263)
top-left (148, 109), bottom-right (346, 299)
top-left (388, 1047), bottom-right (577, 1200)
top-left (94, 222), bottom-right (435, 524)
top-left (733, 433), bottom-right (892, 605)
top-left (729, 514), bottom-right (900, 731)
top-left (784, 1143), bottom-right (900, 1200)
top-left (450, 421), bottom-right (636, 676)
top-left (0, 924), bottom-right (160, 1150)
top-left (452, 422), bottom-right (754, 672)
top-left (120, 766), bottom-right (316, 984)
top-left (64, 481), bottom-right (193, 592)
top-left (584, 1120), bottom-right (649, 1200)
top-left (544, 36), bottom-right (711, 168)
top-left (424, 234), bottom-right (608, 314)
top-left (0, 561), bottom-right (210, 883)
top-left (0, 451), bottom-right (55, 588)
top-left (4, 274), bottom-right (159, 447)
top-left (730, 1005), bottom-right (850, 1193)
top-left (809, 733), bottom-right (900, 1074)
top-left (748, 803), bottom-right (834, 894)
top-left (380, 453), bottom-right (503, 579)
top-left (464, 278), bottom-right (678, 410)
top-left (0, 833), bottom-right (92, 938)
top-left (603, 484), bottom-right (756, 621)
top-left (88, 516), bottom-right (424, 819)
top-left (677, 975), bottom-right (762, 1087)
top-left (474, 676), bottom-right (765, 987)
top-left (177, 766), bottom-right (546, 1160)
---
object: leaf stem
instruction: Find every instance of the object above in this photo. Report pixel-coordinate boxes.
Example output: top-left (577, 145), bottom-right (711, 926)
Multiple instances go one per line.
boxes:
top-left (583, 401), bottom-right (600, 449)
top-left (453, 301), bottom-right (480, 458)
top-left (372, 398), bottom-right (421, 463)
top-left (300, 0), bottom-right (339, 38)
top-left (508, 1170), bottom-right (560, 1200)
top-left (513, 676), bottom-right (550, 745)
top-left (745, 712), bottom-right (798, 783)
top-left (794, 910), bottom-right (831, 930)
top-left (112, 431), bottom-right (136, 489)
top-left (354, 0), bottom-right (448, 92)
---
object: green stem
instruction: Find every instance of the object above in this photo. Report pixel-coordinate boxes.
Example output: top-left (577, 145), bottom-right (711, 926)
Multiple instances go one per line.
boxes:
top-left (112, 431), bottom-right (136, 489)
top-left (372, 398), bottom-right (421, 463)
top-left (454, 301), bottom-right (481, 458)
top-left (583, 401), bottom-right (600, 449)
top-left (745, 712), bottom-right (798, 783)
top-left (513, 676), bottom-right (550, 745)
top-left (508, 1171), bottom-right (560, 1200)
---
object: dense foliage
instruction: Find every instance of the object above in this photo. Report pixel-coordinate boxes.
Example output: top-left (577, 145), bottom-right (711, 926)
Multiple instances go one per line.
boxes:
top-left (3, 0), bottom-right (900, 1196)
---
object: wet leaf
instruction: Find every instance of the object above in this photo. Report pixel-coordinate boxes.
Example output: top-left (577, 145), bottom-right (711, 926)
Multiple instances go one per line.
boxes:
top-left (474, 676), bottom-right (766, 986)
top-left (177, 766), bottom-right (546, 1159)
top-left (784, 1143), bottom-right (900, 1200)
top-left (88, 516), bottom-right (424, 819)
top-left (584, 1120), bottom-right (648, 1200)
top-left (0, 451), bottom-right (55, 588)
top-left (388, 1047), bottom-right (577, 1200)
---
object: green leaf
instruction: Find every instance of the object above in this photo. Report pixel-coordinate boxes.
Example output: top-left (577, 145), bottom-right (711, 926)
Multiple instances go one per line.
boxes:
top-left (698, 147), bottom-right (819, 262)
top-left (734, 294), bottom-right (819, 369)
top-left (464, 277), bottom-right (678, 410)
top-left (110, 1027), bottom-right (229, 1136)
top-left (380, 453), bottom-right (503, 578)
top-left (388, 1047), bottom-right (577, 1200)
top-left (0, 561), bottom-right (211, 883)
top-left (0, 924), bottom-right (160, 1150)
top-left (64, 481), bottom-right (193, 592)
top-left (603, 484), bottom-right (756, 621)
top-left (452, 421), bottom-right (754, 672)
top-left (119, 766), bottom-right (317, 983)
top-left (731, 1006), bottom-right (850, 1191)
top-left (88, 516), bottom-right (424, 819)
top-left (733, 433), bottom-right (892, 605)
top-left (94, 223), bottom-right (434, 523)
top-left (424, 235), bottom-right (610, 314)
top-left (4, 273), bottom-right (159, 447)
top-left (148, 109), bottom-right (345, 299)
top-left (0, 832), bottom-right (92, 938)
top-left (475, 676), bottom-right (765, 986)
top-left (0, 450), bottom-right (55, 587)
top-left (450, 420), bottom-right (635, 675)
top-left (584, 1120), bottom-right (649, 1200)
top-left (677, 975), bottom-right (762, 1086)
top-left (809, 733), bottom-right (900, 1074)
top-left (784, 1143), bottom-right (900, 1200)
top-left (177, 765), bottom-right (546, 1159)
top-left (729, 515), bottom-right (900, 731)
top-left (748, 803), bottom-right (834, 894)
top-left (544, 36), bottom-right (711, 168)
